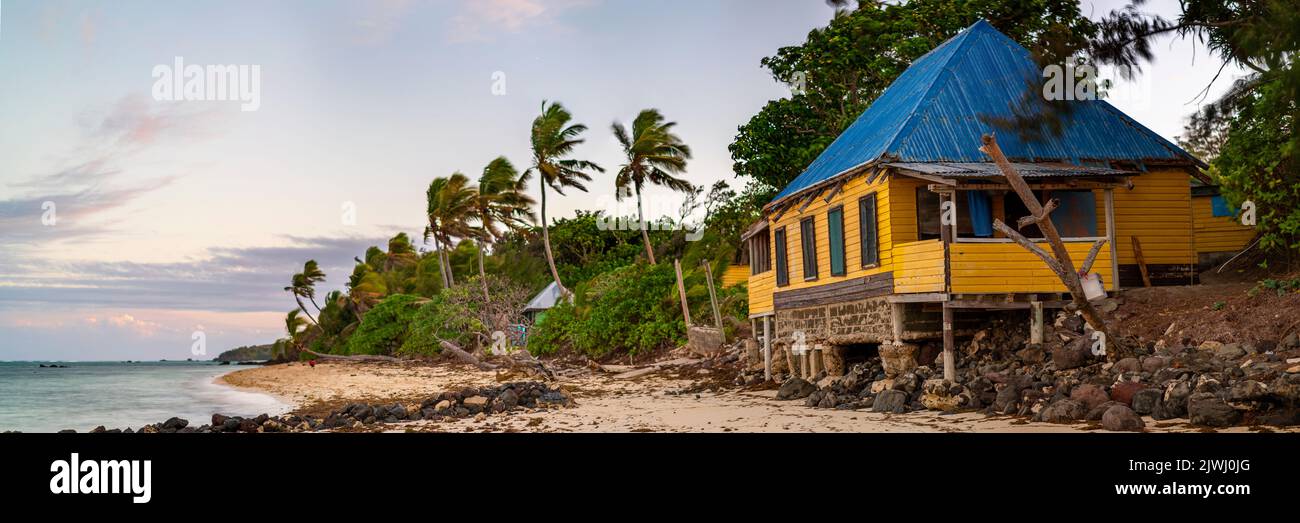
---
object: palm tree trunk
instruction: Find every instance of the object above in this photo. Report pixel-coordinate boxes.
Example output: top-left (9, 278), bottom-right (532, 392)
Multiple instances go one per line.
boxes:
top-left (308, 296), bottom-right (322, 313)
top-left (636, 185), bottom-right (656, 265)
top-left (443, 239), bottom-right (456, 286)
top-left (477, 240), bottom-right (491, 303)
top-left (539, 181), bottom-right (569, 296)
top-left (294, 296), bottom-right (318, 325)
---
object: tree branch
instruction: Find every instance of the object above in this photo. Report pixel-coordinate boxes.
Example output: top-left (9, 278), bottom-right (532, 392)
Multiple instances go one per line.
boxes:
top-left (1079, 239), bottom-right (1109, 274)
top-left (1016, 197), bottom-right (1059, 229)
top-left (993, 219), bottom-right (1064, 275)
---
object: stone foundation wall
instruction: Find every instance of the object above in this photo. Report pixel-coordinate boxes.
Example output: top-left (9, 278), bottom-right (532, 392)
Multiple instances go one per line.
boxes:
top-left (774, 295), bottom-right (893, 346)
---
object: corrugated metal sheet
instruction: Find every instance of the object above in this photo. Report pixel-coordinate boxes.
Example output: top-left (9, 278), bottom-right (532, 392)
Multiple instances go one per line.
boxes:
top-left (885, 162), bottom-right (1133, 178)
top-left (770, 20), bottom-right (1199, 206)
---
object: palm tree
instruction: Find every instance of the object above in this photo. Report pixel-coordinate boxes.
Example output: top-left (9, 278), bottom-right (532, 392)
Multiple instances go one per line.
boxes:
top-left (612, 108), bottom-right (694, 265)
top-left (525, 100), bottom-right (604, 296)
top-left (284, 260), bottom-right (325, 325)
top-left (425, 173), bottom-right (479, 289)
top-left (382, 232), bottom-right (419, 272)
top-left (471, 156), bottom-right (536, 301)
top-left (283, 309), bottom-right (308, 359)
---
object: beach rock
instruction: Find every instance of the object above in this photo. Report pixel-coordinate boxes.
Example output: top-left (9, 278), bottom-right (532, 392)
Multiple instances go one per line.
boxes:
top-left (1113, 357), bottom-right (1141, 374)
top-left (221, 418), bottom-right (241, 432)
top-left (1197, 340), bottom-right (1224, 353)
top-left (1052, 339), bottom-right (1090, 370)
top-left (161, 417), bottom-right (188, 431)
top-left (817, 392), bottom-right (839, 409)
top-left (1086, 401), bottom-right (1123, 421)
top-left (1070, 384), bottom-right (1110, 411)
top-left (1141, 356), bottom-right (1170, 373)
top-left (1228, 380), bottom-right (1268, 402)
top-left (463, 396), bottom-right (490, 413)
top-left (1015, 345), bottom-right (1045, 364)
top-left (1101, 405), bottom-right (1145, 432)
top-left (1110, 382), bottom-right (1145, 406)
top-left (1160, 380), bottom-right (1192, 418)
top-left (90, 426), bottom-right (107, 434)
top-left (1131, 389), bottom-right (1162, 415)
top-left (238, 419), bottom-right (260, 433)
top-left (776, 377), bottom-right (817, 400)
top-left (1255, 408), bottom-right (1300, 427)
top-left (872, 389), bottom-right (909, 414)
top-left (1039, 399), bottom-right (1086, 423)
top-left (1215, 343), bottom-right (1246, 360)
top-left (879, 342), bottom-right (918, 378)
top-left (349, 404), bottom-right (373, 419)
top-left (497, 389), bottom-right (519, 411)
top-left (57, 429), bottom-right (76, 434)
top-left (1188, 393), bottom-right (1239, 427)
top-left (212, 414), bottom-right (228, 427)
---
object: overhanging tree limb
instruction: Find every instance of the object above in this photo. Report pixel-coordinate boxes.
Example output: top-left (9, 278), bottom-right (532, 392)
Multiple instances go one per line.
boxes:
top-left (979, 134), bottom-right (1125, 361)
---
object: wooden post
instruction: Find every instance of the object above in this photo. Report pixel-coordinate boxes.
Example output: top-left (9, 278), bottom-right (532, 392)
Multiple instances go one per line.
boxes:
top-left (1104, 188), bottom-right (1119, 293)
top-left (1131, 236), bottom-right (1152, 287)
top-left (942, 304), bottom-right (956, 381)
top-left (702, 260), bottom-right (725, 342)
top-left (673, 259), bottom-right (692, 327)
top-left (762, 316), bottom-right (772, 382)
top-left (1030, 301), bottom-right (1044, 344)
top-left (891, 302), bottom-right (905, 344)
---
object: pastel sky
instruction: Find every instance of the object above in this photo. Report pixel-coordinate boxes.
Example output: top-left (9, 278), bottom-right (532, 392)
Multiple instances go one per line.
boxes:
top-left (0, 0), bottom-right (1245, 361)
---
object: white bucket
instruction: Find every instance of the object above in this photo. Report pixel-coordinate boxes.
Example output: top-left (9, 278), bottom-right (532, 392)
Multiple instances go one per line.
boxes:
top-left (1081, 272), bottom-right (1106, 301)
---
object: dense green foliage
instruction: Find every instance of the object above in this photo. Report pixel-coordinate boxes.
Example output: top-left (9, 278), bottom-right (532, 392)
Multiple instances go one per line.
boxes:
top-left (1092, 1), bottom-right (1298, 255)
top-left (529, 263), bottom-right (685, 358)
top-left (342, 294), bottom-right (425, 356)
top-left (729, 0), bottom-right (1096, 192)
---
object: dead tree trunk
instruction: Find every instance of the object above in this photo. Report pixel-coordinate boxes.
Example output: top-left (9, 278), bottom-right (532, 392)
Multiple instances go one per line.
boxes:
top-left (979, 134), bottom-right (1126, 361)
top-left (301, 349), bottom-right (401, 363)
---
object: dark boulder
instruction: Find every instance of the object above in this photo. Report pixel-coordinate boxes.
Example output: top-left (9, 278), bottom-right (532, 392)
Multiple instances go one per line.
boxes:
top-left (1070, 384), bottom-right (1110, 411)
top-left (1131, 389), bottom-right (1162, 415)
top-left (1110, 382), bottom-right (1145, 406)
top-left (161, 417), bottom-right (188, 431)
top-left (1052, 338), bottom-right (1091, 370)
top-left (872, 390), bottom-right (910, 414)
top-left (1188, 393), bottom-right (1240, 427)
top-left (1101, 405), bottom-right (1145, 432)
top-left (776, 377), bottom-right (818, 401)
top-left (1039, 399), bottom-right (1087, 423)
top-left (1086, 401), bottom-right (1123, 421)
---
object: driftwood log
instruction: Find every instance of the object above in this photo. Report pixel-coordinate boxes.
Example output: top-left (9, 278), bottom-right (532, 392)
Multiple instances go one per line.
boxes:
top-left (979, 134), bottom-right (1127, 361)
top-left (301, 349), bottom-right (401, 363)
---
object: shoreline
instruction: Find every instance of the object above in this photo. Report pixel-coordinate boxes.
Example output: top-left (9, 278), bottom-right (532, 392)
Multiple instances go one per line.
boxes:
top-left (210, 359), bottom-right (1292, 433)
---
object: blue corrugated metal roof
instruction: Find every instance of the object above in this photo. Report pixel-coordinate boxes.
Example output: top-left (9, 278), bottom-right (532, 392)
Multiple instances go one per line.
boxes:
top-left (769, 20), bottom-right (1199, 207)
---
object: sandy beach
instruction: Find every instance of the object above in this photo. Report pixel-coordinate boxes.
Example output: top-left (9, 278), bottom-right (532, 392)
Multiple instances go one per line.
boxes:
top-left (216, 359), bottom-right (1281, 433)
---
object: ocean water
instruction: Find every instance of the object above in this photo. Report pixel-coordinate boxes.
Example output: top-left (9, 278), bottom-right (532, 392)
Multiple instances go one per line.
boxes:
top-left (0, 361), bottom-right (289, 433)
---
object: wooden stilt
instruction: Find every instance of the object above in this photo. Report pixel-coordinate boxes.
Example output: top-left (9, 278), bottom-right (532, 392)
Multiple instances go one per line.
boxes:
top-left (673, 259), bottom-right (692, 326)
top-left (942, 304), bottom-right (955, 381)
top-left (1030, 301), bottom-right (1044, 344)
top-left (891, 302), bottom-right (905, 344)
top-left (762, 316), bottom-right (772, 382)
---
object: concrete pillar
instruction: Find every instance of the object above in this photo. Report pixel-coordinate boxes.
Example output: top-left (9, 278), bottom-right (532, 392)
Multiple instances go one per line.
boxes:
top-left (942, 305), bottom-right (955, 381)
top-left (1030, 301), bottom-right (1044, 344)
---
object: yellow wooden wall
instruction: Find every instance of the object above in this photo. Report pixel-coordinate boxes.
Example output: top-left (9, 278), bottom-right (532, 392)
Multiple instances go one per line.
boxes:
top-left (892, 239), bottom-right (945, 293)
top-left (1192, 195), bottom-right (1256, 254)
top-left (721, 264), bottom-right (749, 288)
top-left (1111, 169), bottom-right (1195, 265)
top-left (950, 241), bottom-right (1115, 293)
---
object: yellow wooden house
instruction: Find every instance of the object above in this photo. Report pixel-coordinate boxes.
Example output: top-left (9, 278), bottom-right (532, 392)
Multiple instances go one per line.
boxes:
top-left (741, 21), bottom-right (1254, 378)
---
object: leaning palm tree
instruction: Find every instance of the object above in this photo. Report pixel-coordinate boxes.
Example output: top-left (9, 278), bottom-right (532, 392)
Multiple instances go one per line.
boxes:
top-left (471, 156), bottom-right (536, 301)
top-left (425, 173), bottom-right (479, 289)
top-left (525, 100), bottom-right (604, 296)
top-left (283, 309), bottom-right (308, 359)
top-left (612, 109), bottom-right (693, 265)
top-left (284, 260), bottom-right (325, 325)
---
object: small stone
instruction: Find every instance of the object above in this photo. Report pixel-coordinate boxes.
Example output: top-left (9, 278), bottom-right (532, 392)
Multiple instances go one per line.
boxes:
top-left (1130, 389), bottom-right (1162, 415)
top-left (776, 377), bottom-right (818, 400)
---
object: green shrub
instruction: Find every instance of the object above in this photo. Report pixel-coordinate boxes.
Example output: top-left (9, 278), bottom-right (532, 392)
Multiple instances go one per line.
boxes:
top-left (529, 263), bottom-right (685, 358)
top-left (399, 286), bottom-right (487, 357)
top-left (342, 294), bottom-right (424, 355)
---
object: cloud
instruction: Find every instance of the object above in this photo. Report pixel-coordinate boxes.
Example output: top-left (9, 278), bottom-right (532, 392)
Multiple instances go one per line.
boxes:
top-left (352, 0), bottom-right (417, 45)
top-left (448, 0), bottom-right (599, 43)
top-left (1, 94), bottom-right (213, 251)
top-left (0, 234), bottom-right (408, 313)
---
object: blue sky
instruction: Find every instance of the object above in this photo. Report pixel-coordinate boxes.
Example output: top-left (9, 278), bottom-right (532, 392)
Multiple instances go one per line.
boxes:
top-left (0, 0), bottom-right (1245, 360)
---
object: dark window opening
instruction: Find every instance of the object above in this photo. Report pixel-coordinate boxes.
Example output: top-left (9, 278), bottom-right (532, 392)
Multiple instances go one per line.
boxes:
top-left (749, 228), bottom-right (771, 275)
top-left (828, 207), bottom-right (846, 277)
top-left (774, 227), bottom-right (789, 287)
top-left (916, 188), bottom-right (942, 241)
top-left (859, 194), bottom-right (879, 266)
top-left (800, 217), bottom-right (818, 280)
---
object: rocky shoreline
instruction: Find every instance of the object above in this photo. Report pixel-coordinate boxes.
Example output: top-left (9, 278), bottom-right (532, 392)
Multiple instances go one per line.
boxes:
top-left (755, 308), bottom-right (1300, 431)
top-left (43, 381), bottom-right (572, 434)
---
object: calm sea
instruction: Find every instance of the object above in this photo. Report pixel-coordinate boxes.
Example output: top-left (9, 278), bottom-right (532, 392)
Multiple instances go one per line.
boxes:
top-left (0, 361), bottom-right (288, 433)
